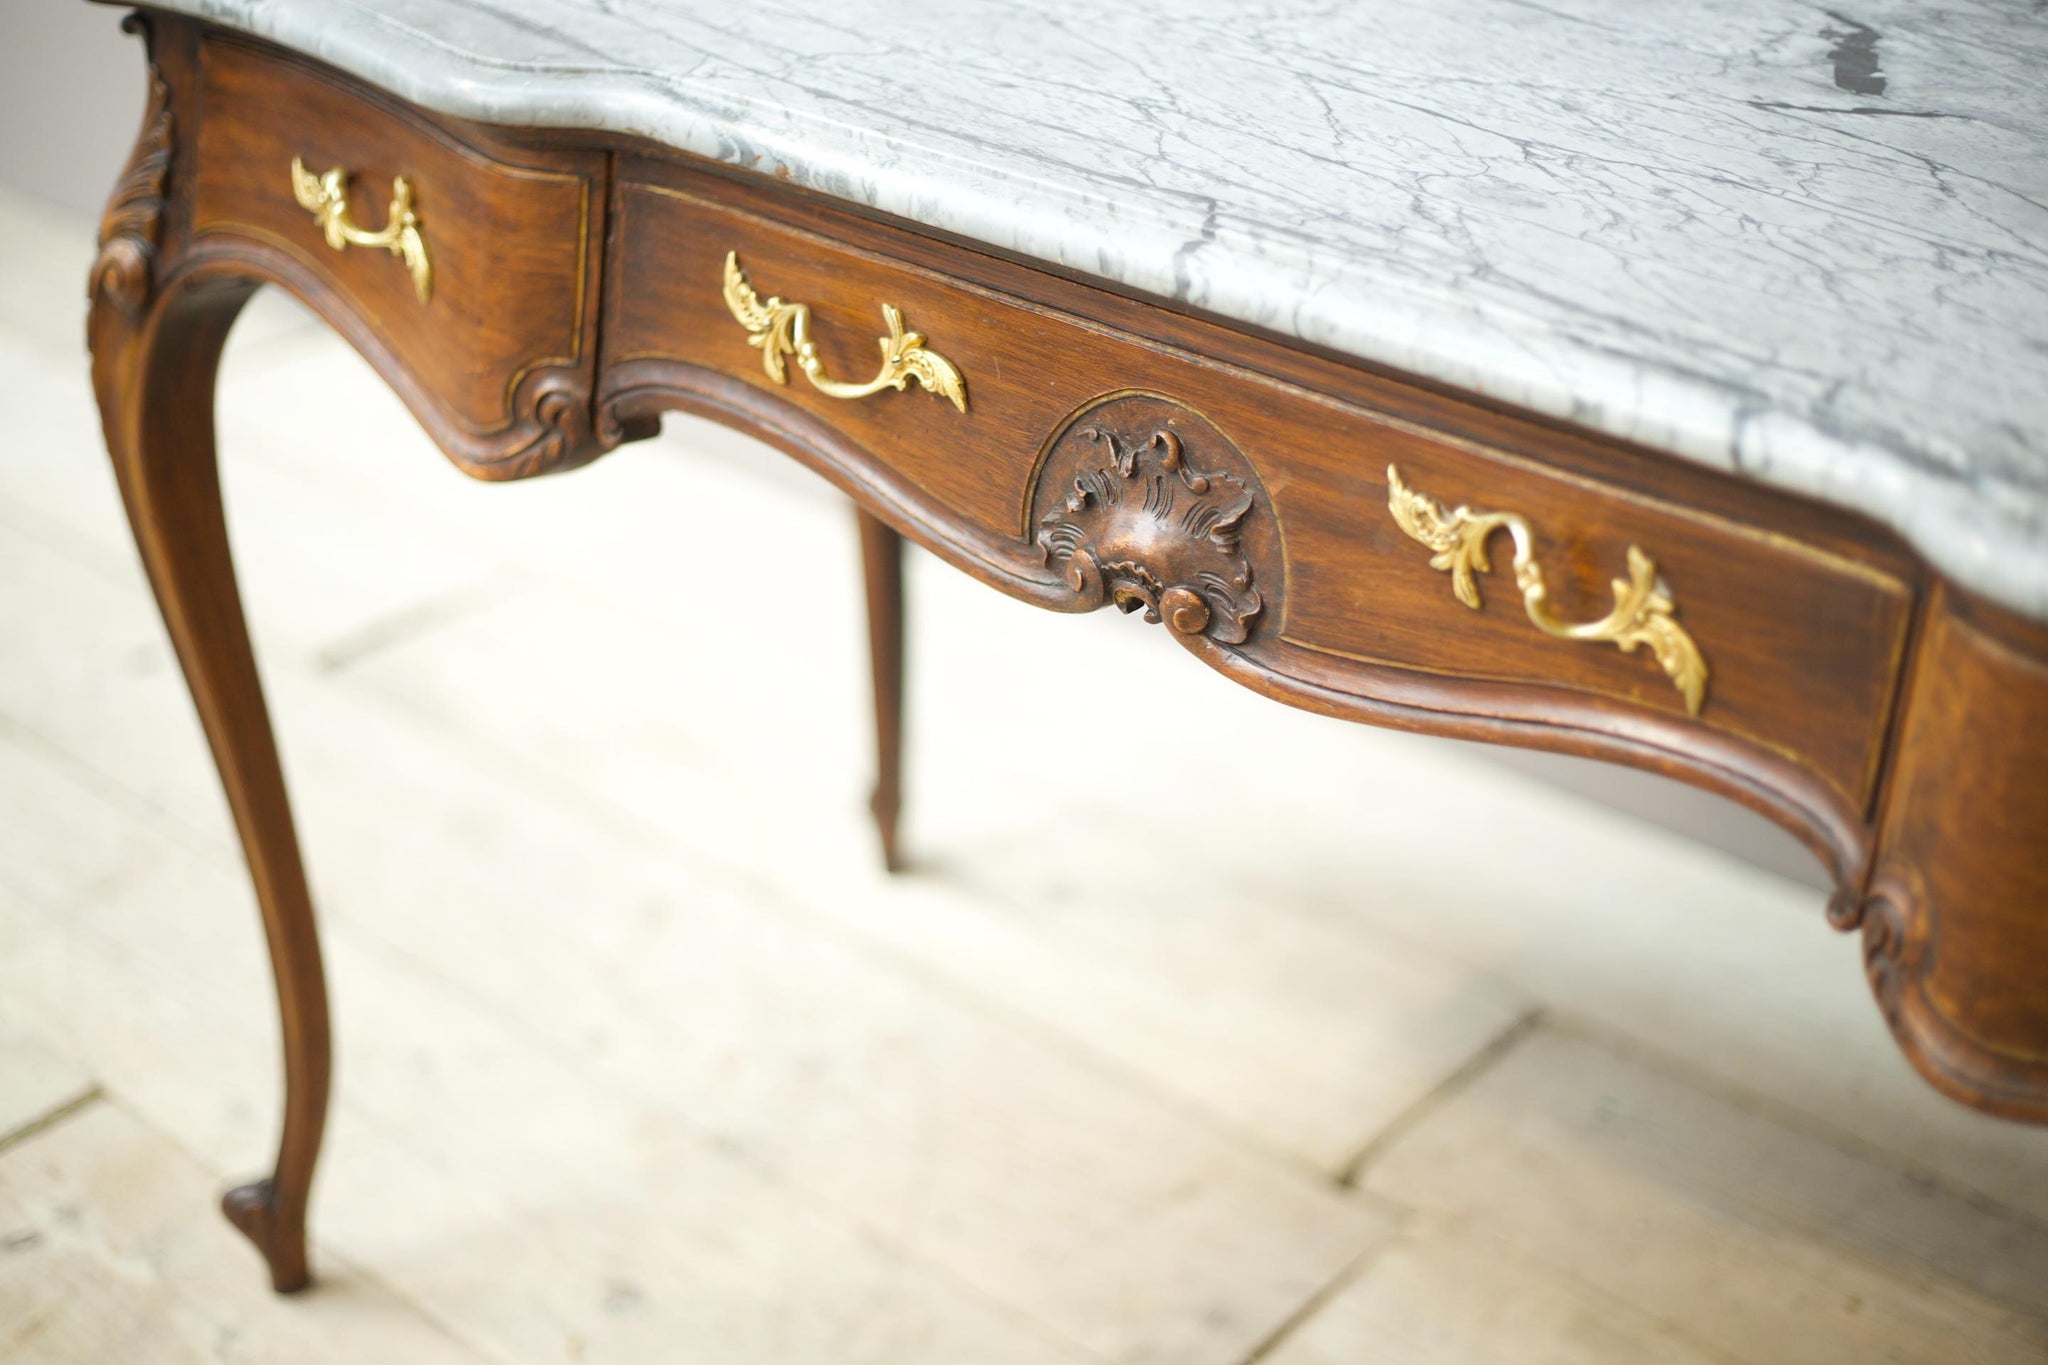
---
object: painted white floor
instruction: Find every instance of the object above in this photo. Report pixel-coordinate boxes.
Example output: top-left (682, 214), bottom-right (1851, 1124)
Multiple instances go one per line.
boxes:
top-left (2, 185), bottom-right (2045, 1364)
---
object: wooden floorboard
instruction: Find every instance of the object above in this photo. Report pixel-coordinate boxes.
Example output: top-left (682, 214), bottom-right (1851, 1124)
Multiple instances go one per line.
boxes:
top-left (1358, 1029), bottom-right (2048, 1363)
top-left (0, 1098), bottom-right (487, 1365)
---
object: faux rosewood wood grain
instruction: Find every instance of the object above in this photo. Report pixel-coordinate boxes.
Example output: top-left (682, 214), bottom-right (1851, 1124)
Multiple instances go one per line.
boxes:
top-left (186, 33), bottom-right (604, 477)
top-left (603, 171), bottom-right (1910, 872)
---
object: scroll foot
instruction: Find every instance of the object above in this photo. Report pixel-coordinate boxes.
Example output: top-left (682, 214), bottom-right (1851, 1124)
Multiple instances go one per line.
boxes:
top-left (222, 1178), bottom-right (312, 1293)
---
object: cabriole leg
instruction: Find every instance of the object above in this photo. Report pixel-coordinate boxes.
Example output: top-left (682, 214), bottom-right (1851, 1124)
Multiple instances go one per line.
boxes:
top-left (92, 263), bottom-right (331, 1292)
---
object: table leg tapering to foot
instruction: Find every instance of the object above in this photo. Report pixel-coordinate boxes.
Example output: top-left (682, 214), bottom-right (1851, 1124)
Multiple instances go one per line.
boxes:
top-left (857, 507), bottom-right (907, 872)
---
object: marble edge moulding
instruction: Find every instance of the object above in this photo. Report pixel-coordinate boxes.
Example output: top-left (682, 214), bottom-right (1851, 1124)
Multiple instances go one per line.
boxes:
top-left (125, 0), bottom-right (2048, 620)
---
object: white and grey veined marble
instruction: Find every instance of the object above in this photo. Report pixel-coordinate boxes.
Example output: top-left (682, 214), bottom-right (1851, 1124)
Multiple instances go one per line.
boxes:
top-left (143, 0), bottom-right (2048, 616)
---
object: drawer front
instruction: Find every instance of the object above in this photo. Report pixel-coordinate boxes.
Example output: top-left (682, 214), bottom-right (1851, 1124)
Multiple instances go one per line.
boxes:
top-left (608, 177), bottom-right (1911, 817)
top-left (189, 35), bottom-right (599, 450)
top-left (1278, 433), bottom-right (1911, 812)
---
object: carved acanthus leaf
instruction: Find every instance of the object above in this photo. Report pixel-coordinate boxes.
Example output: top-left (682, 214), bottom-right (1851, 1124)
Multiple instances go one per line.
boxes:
top-left (91, 64), bottom-right (173, 318)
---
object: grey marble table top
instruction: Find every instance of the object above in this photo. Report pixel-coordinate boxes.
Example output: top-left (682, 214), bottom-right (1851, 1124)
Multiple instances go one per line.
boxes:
top-left (142, 0), bottom-right (2048, 617)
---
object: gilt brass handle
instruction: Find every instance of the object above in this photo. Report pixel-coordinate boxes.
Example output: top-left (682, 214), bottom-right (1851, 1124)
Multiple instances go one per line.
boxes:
top-left (1386, 465), bottom-right (1708, 715)
top-left (289, 157), bottom-right (432, 303)
top-left (721, 251), bottom-right (966, 412)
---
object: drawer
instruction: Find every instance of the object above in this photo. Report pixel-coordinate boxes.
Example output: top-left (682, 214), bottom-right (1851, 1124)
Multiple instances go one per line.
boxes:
top-left (189, 35), bottom-right (603, 472)
top-left (606, 173), bottom-right (1912, 820)
top-left (1279, 433), bottom-right (1913, 816)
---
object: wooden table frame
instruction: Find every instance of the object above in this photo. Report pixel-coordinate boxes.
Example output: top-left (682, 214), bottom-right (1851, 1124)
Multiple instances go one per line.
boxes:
top-left (87, 11), bottom-right (2048, 1294)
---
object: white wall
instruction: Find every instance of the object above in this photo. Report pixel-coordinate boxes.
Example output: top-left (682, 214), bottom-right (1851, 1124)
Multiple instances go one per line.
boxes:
top-left (1, 2), bottom-right (147, 216)
top-left (0, 1), bottom-right (1828, 891)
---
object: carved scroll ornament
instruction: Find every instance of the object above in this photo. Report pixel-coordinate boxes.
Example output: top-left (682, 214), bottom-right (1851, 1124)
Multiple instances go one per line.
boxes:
top-left (1036, 400), bottom-right (1265, 644)
top-left (91, 64), bottom-right (173, 318)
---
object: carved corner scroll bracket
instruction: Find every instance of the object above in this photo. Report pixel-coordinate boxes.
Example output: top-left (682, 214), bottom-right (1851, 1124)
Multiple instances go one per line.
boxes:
top-left (1031, 393), bottom-right (1272, 645)
top-left (91, 50), bottom-right (173, 321)
top-left (423, 363), bottom-right (599, 482)
top-left (1825, 863), bottom-right (2048, 1121)
top-left (1826, 867), bottom-right (1921, 1034)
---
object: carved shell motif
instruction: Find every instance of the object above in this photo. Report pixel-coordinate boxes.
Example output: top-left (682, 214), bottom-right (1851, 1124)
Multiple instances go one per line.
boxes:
top-left (1037, 422), bottom-right (1263, 643)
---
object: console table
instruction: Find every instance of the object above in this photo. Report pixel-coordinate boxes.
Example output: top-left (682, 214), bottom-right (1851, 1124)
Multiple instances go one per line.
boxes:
top-left (86, 0), bottom-right (2048, 1294)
